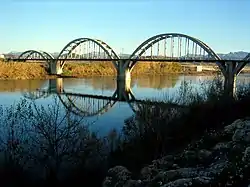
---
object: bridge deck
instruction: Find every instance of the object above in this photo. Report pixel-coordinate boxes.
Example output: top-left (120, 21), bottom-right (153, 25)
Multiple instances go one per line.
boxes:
top-left (11, 58), bottom-right (250, 63)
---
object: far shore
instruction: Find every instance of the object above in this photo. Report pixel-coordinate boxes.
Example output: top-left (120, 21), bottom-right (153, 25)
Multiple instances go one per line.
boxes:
top-left (0, 60), bottom-right (248, 80)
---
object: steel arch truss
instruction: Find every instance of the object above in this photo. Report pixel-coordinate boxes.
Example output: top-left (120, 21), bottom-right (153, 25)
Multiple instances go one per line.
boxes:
top-left (234, 53), bottom-right (250, 75)
top-left (18, 50), bottom-right (55, 61)
top-left (57, 38), bottom-right (119, 69)
top-left (127, 33), bottom-right (222, 70)
top-left (22, 91), bottom-right (51, 100)
top-left (243, 53), bottom-right (250, 61)
top-left (57, 91), bottom-right (117, 117)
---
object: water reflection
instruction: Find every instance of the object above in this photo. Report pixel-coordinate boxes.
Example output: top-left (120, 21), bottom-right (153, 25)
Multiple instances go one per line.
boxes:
top-left (21, 76), bottom-right (189, 119)
top-left (0, 79), bottom-right (46, 92)
top-left (0, 75), bottom-right (181, 92)
top-left (2, 74), bottom-right (248, 135)
top-left (1, 74), bottom-right (250, 184)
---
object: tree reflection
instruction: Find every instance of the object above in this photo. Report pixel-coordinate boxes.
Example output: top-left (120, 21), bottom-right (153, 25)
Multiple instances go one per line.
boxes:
top-left (0, 97), bottom-right (108, 183)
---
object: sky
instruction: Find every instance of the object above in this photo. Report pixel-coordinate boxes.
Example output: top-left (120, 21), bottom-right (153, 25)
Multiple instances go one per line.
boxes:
top-left (1, 0), bottom-right (250, 54)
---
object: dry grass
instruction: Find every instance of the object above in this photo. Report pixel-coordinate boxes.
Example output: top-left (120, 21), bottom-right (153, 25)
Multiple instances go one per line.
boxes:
top-left (0, 61), bottom-right (215, 80)
top-left (131, 62), bottom-right (182, 75)
top-left (63, 61), bottom-right (182, 77)
top-left (63, 62), bottom-right (116, 76)
top-left (0, 62), bottom-right (48, 80)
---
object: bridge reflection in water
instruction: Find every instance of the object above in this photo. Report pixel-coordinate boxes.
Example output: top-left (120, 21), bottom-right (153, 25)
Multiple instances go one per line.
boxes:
top-left (22, 78), bottom-right (186, 119)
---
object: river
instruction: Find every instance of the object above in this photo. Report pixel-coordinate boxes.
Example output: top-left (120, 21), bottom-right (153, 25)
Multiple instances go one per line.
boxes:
top-left (1, 74), bottom-right (250, 136)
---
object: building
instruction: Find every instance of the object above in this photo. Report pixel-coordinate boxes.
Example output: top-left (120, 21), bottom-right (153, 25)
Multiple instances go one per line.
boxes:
top-left (0, 54), bottom-right (5, 59)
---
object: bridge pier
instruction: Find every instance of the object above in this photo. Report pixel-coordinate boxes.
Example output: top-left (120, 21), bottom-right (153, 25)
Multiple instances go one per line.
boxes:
top-left (49, 60), bottom-right (63, 75)
top-left (117, 59), bottom-right (131, 81)
top-left (116, 59), bottom-right (132, 101)
top-left (49, 78), bottom-right (64, 93)
top-left (223, 62), bottom-right (237, 98)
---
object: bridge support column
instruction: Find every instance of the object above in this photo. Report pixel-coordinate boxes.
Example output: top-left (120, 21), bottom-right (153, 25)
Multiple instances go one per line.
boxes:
top-left (223, 62), bottom-right (237, 98)
top-left (116, 60), bottom-right (132, 101)
top-left (49, 60), bottom-right (63, 75)
top-left (49, 78), bottom-right (64, 93)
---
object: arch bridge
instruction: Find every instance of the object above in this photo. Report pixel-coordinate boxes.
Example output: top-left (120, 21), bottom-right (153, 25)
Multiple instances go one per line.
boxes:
top-left (18, 50), bottom-right (55, 62)
top-left (16, 33), bottom-right (250, 97)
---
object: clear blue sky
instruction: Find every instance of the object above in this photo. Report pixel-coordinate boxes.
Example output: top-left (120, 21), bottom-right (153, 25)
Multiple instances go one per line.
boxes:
top-left (1, 0), bottom-right (249, 54)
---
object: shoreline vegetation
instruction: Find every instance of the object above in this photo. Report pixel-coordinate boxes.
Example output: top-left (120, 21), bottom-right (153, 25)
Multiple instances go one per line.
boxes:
top-left (0, 60), bottom-right (237, 80)
top-left (1, 78), bottom-right (250, 186)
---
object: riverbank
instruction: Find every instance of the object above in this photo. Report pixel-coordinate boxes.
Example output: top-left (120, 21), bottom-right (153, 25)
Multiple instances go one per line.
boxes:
top-left (104, 118), bottom-right (250, 187)
top-left (0, 61), bottom-right (221, 80)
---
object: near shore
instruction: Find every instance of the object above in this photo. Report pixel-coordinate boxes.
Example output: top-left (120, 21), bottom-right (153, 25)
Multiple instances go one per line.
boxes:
top-left (0, 60), bottom-right (239, 80)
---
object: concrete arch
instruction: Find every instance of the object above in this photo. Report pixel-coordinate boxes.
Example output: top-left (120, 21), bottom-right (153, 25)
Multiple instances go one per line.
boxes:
top-left (127, 33), bottom-right (221, 70)
top-left (56, 38), bottom-right (120, 69)
top-left (243, 53), bottom-right (250, 61)
top-left (18, 50), bottom-right (55, 60)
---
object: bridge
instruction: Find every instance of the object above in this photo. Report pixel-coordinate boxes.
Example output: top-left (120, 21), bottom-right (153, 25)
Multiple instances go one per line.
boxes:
top-left (22, 78), bottom-right (186, 118)
top-left (12, 33), bottom-right (250, 97)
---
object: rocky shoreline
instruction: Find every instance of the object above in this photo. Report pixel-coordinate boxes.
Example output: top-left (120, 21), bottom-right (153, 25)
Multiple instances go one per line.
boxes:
top-left (103, 119), bottom-right (250, 187)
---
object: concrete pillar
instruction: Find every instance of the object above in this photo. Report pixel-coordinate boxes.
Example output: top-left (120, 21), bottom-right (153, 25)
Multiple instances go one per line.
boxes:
top-left (117, 59), bottom-right (131, 81)
top-left (49, 60), bottom-right (63, 75)
top-left (49, 78), bottom-right (64, 93)
top-left (116, 60), bottom-right (132, 101)
top-left (223, 62), bottom-right (237, 98)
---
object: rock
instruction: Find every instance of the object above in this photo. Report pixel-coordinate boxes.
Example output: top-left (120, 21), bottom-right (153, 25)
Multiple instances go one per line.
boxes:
top-left (224, 119), bottom-right (246, 134)
top-left (198, 149), bottom-right (212, 161)
top-left (242, 147), bottom-right (250, 162)
top-left (140, 166), bottom-right (156, 181)
top-left (152, 155), bottom-right (175, 169)
top-left (103, 166), bottom-right (132, 187)
top-left (183, 150), bottom-right (197, 160)
top-left (123, 179), bottom-right (142, 187)
top-left (204, 160), bottom-right (230, 177)
top-left (103, 119), bottom-right (250, 187)
top-left (232, 129), bottom-right (250, 143)
top-left (212, 142), bottom-right (232, 151)
top-left (162, 176), bottom-right (212, 187)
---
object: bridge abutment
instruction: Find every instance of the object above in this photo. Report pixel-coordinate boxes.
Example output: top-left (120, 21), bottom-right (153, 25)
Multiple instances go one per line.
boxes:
top-left (49, 60), bottom-right (63, 75)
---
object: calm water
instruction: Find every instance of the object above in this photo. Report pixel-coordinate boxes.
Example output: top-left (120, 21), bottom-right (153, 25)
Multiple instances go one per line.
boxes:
top-left (1, 74), bottom-right (250, 136)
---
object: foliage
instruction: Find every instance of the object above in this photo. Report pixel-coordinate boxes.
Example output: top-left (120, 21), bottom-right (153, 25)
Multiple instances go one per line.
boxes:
top-left (109, 76), bottom-right (250, 175)
top-left (0, 97), bottom-right (109, 186)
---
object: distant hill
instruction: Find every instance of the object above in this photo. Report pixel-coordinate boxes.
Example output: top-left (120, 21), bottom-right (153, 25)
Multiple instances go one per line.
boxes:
top-left (4, 51), bottom-right (250, 60)
top-left (217, 51), bottom-right (249, 60)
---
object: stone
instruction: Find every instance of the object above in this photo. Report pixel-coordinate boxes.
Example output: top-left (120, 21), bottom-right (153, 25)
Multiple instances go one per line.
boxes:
top-left (212, 142), bottom-right (231, 151)
top-left (232, 129), bottom-right (250, 143)
top-left (162, 176), bottom-right (212, 187)
top-left (198, 149), bottom-right (212, 161)
top-left (103, 119), bottom-right (250, 187)
top-left (242, 147), bottom-right (250, 162)
top-left (103, 166), bottom-right (132, 187)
